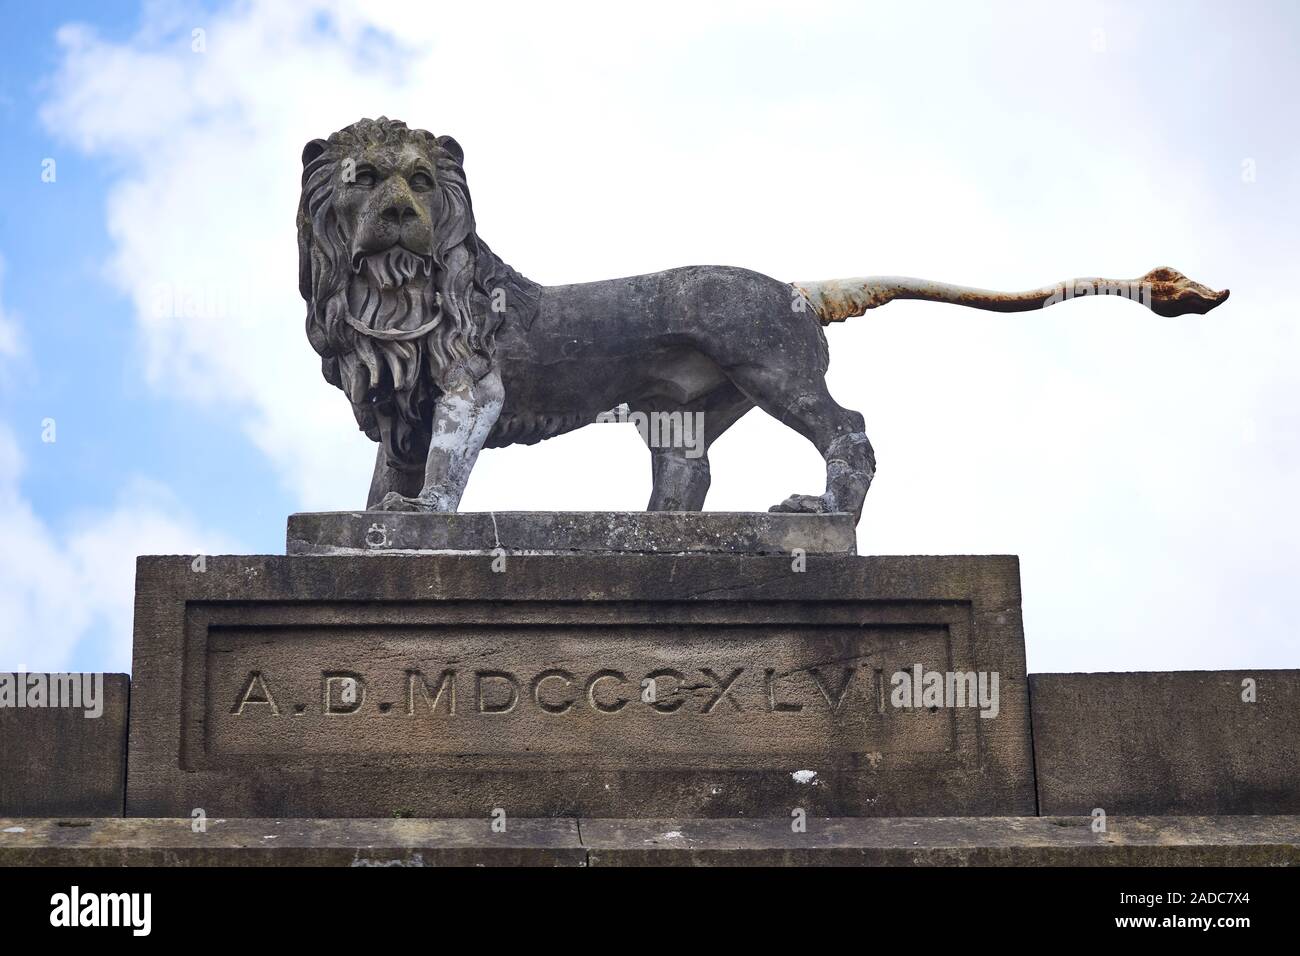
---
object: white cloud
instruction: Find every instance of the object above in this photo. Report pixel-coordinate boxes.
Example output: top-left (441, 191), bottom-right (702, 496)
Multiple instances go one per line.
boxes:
top-left (0, 256), bottom-right (22, 361)
top-left (0, 426), bottom-right (89, 670)
top-left (0, 424), bottom-right (242, 672)
top-left (35, 0), bottom-right (1300, 672)
top-left (0, 250), bottom-right (240, 673)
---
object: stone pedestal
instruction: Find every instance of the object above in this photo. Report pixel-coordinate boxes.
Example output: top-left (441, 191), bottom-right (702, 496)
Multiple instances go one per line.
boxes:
top-left (126, 513), bottom-right (1033, 819)
top-left (286, 510), bottom-right (858, 556)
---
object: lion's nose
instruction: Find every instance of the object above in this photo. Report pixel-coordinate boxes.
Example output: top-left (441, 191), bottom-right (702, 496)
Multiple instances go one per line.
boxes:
top-left (380, 200), bottom-right (418, 225)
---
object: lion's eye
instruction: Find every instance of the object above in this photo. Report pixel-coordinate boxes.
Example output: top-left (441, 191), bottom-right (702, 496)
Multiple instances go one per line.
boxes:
top-left (410, 171), bottom-right (434, 191)
top-left (350, 168), bottom-right (377, 187)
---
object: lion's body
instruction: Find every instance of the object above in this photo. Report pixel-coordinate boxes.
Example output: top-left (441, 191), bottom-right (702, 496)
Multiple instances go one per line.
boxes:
top-left (486, 265), bottom-right (828, 449)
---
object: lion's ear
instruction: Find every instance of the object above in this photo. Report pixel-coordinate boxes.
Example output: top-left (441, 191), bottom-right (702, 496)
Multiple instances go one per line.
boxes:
top-left (302, 138), bottom-right (329, 167)
top-left (436, 135), bottom-right (464, 165)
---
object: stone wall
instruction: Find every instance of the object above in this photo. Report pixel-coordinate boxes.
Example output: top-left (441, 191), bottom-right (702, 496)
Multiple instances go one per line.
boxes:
top-left (3, 668), bottom-right (1297, 818)
top-left (0, 673), bottom-right (128, 816)
top-left (1030, 670), bottom-right (1300, 815)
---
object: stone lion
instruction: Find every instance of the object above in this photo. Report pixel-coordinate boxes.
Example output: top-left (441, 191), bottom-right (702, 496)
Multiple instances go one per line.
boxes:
top-left (298, 117), bottom-right (1228, 524)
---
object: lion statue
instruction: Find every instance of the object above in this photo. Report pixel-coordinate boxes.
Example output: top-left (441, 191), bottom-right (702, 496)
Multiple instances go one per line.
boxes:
top-left (298, 117), bottom-right (1228, 524)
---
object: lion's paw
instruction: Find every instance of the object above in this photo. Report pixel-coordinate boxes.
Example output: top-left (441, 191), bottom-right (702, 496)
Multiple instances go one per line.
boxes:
top-left (769, 493), bottom-right (832, 515)
top-left (376, 492), bottom-right (427, 513)
top-left (376, 491), bottom-right (457, 513)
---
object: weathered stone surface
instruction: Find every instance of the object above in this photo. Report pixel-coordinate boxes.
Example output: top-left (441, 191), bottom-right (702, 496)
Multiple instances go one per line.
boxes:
top-left (0, 674), bottom-right (128, 817)
top-left (287, 510), bottom-right (857, 556)
top-left (581, 815), bottom-right (1300, 867)
top-left (1031, 671), bottom-right (1300, 815)
top-left (0, 817), bottom-right (583, 867)
top-left (2, 815), bottom-right (1293, 866)
top-left (127, 553), bottom-right (1033, 818)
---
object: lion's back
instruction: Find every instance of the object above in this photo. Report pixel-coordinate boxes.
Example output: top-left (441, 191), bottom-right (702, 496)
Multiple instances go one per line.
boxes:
top-left (522, 264), bottom-right (812, 343)
top-left (654, 265), bottom-right (830, 372)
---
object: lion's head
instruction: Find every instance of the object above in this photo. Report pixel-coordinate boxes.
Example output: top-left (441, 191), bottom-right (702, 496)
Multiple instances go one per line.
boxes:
top-left (297, 117), bottom-right (537, 468)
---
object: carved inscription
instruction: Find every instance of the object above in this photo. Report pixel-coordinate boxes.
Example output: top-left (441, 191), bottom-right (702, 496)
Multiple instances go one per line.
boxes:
top-left (202, 624), bottom-right (963, 758)
top-left (229, 664), bottom-right (868, 718)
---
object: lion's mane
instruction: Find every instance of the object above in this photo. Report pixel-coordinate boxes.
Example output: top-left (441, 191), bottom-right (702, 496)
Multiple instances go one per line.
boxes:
top-left (296, 117), bottom-right (538, 470)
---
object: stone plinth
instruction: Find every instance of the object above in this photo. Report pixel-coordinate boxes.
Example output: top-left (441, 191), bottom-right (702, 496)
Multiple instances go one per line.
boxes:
top-left (287, 510), bottom-right (857, 556)
top-left (126, 548), bottom-right (1033, 818)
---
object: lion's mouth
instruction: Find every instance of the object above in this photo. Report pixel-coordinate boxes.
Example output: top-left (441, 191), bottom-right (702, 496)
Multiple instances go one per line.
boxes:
top-left (351, 246), bottom-right (434, 288)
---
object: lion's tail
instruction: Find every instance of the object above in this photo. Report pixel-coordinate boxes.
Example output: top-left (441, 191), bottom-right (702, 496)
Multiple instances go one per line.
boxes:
top-left (792, 266), bottom-right (1228, 325)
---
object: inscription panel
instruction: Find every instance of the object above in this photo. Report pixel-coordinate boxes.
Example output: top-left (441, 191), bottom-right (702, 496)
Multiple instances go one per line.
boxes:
top-left (130, 553), bottom-right (1034, 817)
top-left (194, 622), bottom-right (960, 766)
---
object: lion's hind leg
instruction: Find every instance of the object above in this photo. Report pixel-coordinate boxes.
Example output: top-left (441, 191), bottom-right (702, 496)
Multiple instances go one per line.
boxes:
top-left (723, 365), bottom-right (875, 522)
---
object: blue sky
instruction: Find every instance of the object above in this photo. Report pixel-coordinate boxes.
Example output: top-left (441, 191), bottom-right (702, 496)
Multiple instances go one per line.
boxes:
top-left (0, 1), bottom-right (290, 547)
top-left (0, 0), bottom-right (1297, 675)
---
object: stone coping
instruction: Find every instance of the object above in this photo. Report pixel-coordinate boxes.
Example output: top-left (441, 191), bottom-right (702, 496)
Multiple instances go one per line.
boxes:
top-left (2, 816), bottom-right (1296, 866)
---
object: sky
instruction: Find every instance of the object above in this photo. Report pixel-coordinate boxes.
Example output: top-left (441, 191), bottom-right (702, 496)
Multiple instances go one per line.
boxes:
top-left (0, 0), bottom-right (1296, 675)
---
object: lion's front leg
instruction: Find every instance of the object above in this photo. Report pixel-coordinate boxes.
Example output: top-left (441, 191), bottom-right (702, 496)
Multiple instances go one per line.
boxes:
top-left (376, 369), bottom-right (504, 513)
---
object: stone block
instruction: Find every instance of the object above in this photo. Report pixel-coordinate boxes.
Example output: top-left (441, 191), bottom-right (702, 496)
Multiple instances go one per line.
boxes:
top-left (0, 673), bottom-right (128, 817)
top-left (0, 816), bottom-right (583, 866)
top-left (127, 551), bottom-right (1033, 818)
top-left (1030, 670), bottom-right (1300, 815)
top-left (580, 814), bottom-right (1300, 866)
